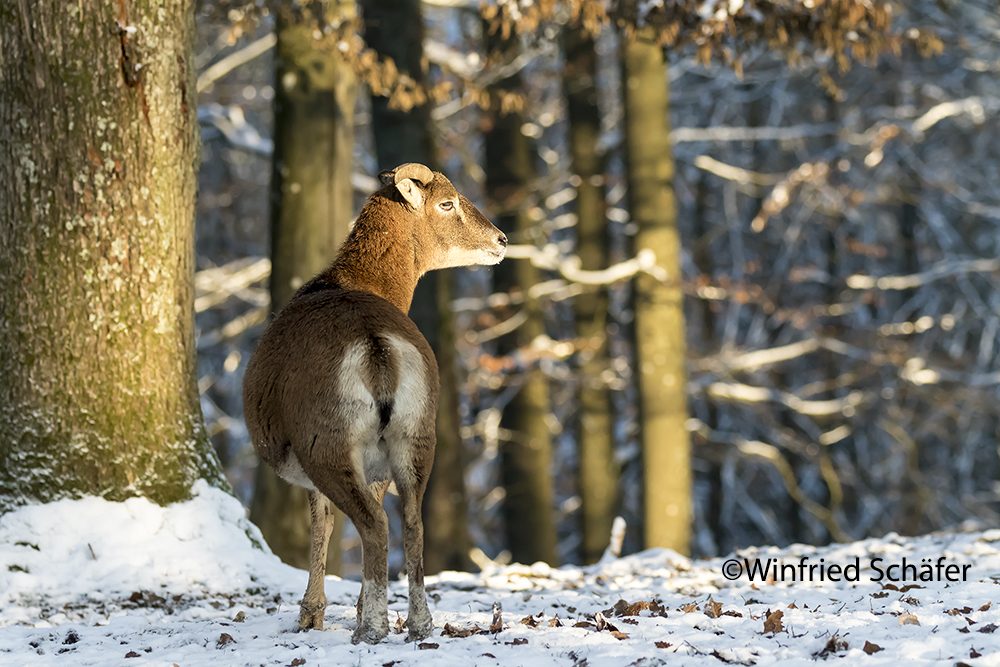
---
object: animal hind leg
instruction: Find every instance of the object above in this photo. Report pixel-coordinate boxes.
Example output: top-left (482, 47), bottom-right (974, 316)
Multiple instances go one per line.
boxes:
top-left (309, 468), bottom-right (390, 644)
top-left (389, 435), bottom-right (434, 641)
top-left (354, 480), bottom-right (390, 622)
top-left (299, 491), bottom-right (337, 630)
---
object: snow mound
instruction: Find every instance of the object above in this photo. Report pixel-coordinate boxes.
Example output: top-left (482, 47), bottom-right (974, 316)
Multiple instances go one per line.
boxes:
top-left (3, 484), bottom-right (1000, 666)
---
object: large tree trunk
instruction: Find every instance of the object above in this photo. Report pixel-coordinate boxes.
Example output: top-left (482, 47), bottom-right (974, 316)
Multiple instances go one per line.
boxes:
top-left (483, 27), bottom-right (557, 567)
top-left (564, 26), bottom-right (618, 564)
top-left (621, 27), bottom-right (692, 553)
top-left (249, 0), bottom-right (356, 573)
top-left (360, 0), bottom-right (474, 575)
top-left (0, 0), bottom-right (225, 511)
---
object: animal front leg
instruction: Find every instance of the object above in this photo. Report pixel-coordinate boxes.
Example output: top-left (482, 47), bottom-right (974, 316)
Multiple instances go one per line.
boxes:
top-left (298, 491), bottom-right (336, 630)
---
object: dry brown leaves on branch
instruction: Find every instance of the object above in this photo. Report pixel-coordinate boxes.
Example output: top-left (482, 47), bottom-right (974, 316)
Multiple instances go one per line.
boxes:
top-left (483, 0), bottom-right (918, 73)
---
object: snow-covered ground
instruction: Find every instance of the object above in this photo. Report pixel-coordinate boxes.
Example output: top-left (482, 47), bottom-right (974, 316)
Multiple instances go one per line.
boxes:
top-left (2, 482), bottom-right (1000, 666)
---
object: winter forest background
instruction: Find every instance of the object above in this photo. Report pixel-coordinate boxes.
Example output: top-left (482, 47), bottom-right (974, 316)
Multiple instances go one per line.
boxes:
top-left (3, 0), bottom-right (1000, 582)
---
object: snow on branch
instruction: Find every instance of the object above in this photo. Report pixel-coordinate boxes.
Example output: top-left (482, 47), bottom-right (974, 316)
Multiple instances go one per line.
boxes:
top-left (912, 96), bottom-right (992, 136)
top-left (675, 123), bottom-right (840, 144)
top-left (504, 244), bottom-right (670, 285)
top-left (846, 257), bottom-right (1000, 291)
top-left (695, 337), bottom-right (859, 374)
top-left (700, 381), bottom-right (867, 417)
top-left (198, 104), bottom-right (274, 156)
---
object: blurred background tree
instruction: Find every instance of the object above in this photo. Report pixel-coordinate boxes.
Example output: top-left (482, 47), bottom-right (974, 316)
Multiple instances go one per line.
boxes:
top-left (248, 0), bottom-right (357, 574)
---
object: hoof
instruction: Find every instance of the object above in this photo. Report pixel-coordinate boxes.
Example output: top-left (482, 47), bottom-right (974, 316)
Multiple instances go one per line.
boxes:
top-left (406, 622), bottom-right (433, 643)
top-left (297, 606), bottom-right (325, 631)
top-left (351, 624), bottom-right (388, 645)
top-left (404, 609), bottom-right (433, 642)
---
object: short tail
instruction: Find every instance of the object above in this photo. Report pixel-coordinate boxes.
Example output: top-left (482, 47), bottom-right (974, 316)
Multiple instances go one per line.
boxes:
top-left (364, 334), bottom-right (399, 432)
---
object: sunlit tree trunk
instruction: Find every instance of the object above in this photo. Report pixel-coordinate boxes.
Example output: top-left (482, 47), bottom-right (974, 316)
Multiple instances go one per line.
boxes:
top-left (249, 0), bottom-right (356, 573)
top-left (484, 26), bottom-right (557, 566)
top-left (361, 0), bottom-right (473, 574)
top-left (564, 26), bottom-right (618, 564)
top-left (621, 27), bottom-right (691, 553)
top-left (0, 0), bottom-right (225, 511)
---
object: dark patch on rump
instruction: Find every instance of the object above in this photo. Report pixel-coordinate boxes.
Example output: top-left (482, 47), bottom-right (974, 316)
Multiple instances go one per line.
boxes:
top-left (363, 334), bottom-right (398, 433)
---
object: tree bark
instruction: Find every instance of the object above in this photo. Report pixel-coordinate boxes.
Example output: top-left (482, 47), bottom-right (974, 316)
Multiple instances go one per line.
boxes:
top-left (621, 27), bottom-right (692, 553)
top-left (564, 26), bottom-right (618, 564)
top-left (483, 26), bottom-right (557, 566)
top-left (248, 0), bottom-right (356, 573)
top-left (360, 0), bottom-right (474, 574)
top-left (0, 0), bottom-right (225, 511)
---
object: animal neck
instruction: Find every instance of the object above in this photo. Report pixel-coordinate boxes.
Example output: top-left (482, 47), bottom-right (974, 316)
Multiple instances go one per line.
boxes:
top-left (323, 195), bottom-right (428, 313)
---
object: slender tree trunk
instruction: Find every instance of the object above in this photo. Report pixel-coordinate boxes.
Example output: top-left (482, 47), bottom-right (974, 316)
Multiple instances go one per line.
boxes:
top-left (483, 27), bottom-right (557, 567)
top-left (0, 0), bottom-right (225, 511)
top-left (361, 0), bottom-right (473, 574)
top-left (621, 27), bottom-right (691, 553)
top-left (564, 26), bottom-right (617, 564)
top-left (249, 0), bottom-right (356, 573)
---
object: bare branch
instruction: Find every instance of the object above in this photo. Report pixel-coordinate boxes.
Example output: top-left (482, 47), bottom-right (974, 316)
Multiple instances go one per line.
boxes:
top-left (197, 33), bottom-right (277, 93)
top-left (195, 257), bottom-right (271, 312)
top-left (689, 419), bottom-right (849, 542)
top-left (694, 155), bottom-right (785, 186)
top-left (197, 307), bottom-right (268, 350)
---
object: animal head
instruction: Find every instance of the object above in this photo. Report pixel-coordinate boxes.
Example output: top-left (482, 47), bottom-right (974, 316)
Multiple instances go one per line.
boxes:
top-left (378, 163), bottom-right (507, 270)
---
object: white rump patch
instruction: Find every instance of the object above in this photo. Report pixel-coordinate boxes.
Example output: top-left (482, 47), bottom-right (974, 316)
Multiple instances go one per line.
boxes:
top-left (382, 335), bottom-right (428, 440)
top-left (338, 341), bottom-right (380, 447)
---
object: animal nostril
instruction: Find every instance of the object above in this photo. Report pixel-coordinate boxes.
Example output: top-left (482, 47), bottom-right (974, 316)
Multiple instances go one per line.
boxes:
top-left (498, 234), bottom-right (508, 247)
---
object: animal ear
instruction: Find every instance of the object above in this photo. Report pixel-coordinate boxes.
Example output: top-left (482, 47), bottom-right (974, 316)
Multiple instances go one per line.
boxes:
top-left (395, 178), bottom-right (423, 209)
top-left (378, 170), bottom-right (394, 186)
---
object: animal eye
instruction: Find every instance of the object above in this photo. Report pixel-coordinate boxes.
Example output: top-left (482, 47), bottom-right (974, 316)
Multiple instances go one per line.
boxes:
top-left (439, 201), bottom-right (455, 211)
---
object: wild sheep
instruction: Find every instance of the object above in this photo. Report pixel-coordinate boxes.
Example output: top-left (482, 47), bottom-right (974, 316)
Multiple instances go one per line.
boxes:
top-left (243, 163), bottom-right (507, 643)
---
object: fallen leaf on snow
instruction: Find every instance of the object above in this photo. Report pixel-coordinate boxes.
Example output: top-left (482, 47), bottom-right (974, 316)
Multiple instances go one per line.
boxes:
top-left (442, 623), bottom-right (484, 638)
top-left (217, 633), bottom-right (235, 648)
top-left (899, 613), bottom-right (920, 626)
top-left (418, 642), bottom-right (439, 650)
top-left (863, 641), bottom-right (883, 655)
top-left (763, 609), bottom-right (784, 634)
top-left (704, 598), bottom-right (723, 619)
top-left (681, 602), bottom-right (699, 614)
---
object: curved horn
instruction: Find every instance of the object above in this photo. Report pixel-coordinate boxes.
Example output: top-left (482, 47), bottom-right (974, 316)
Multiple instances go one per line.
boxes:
top-left (393, 163), bottom-right (434, 186)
